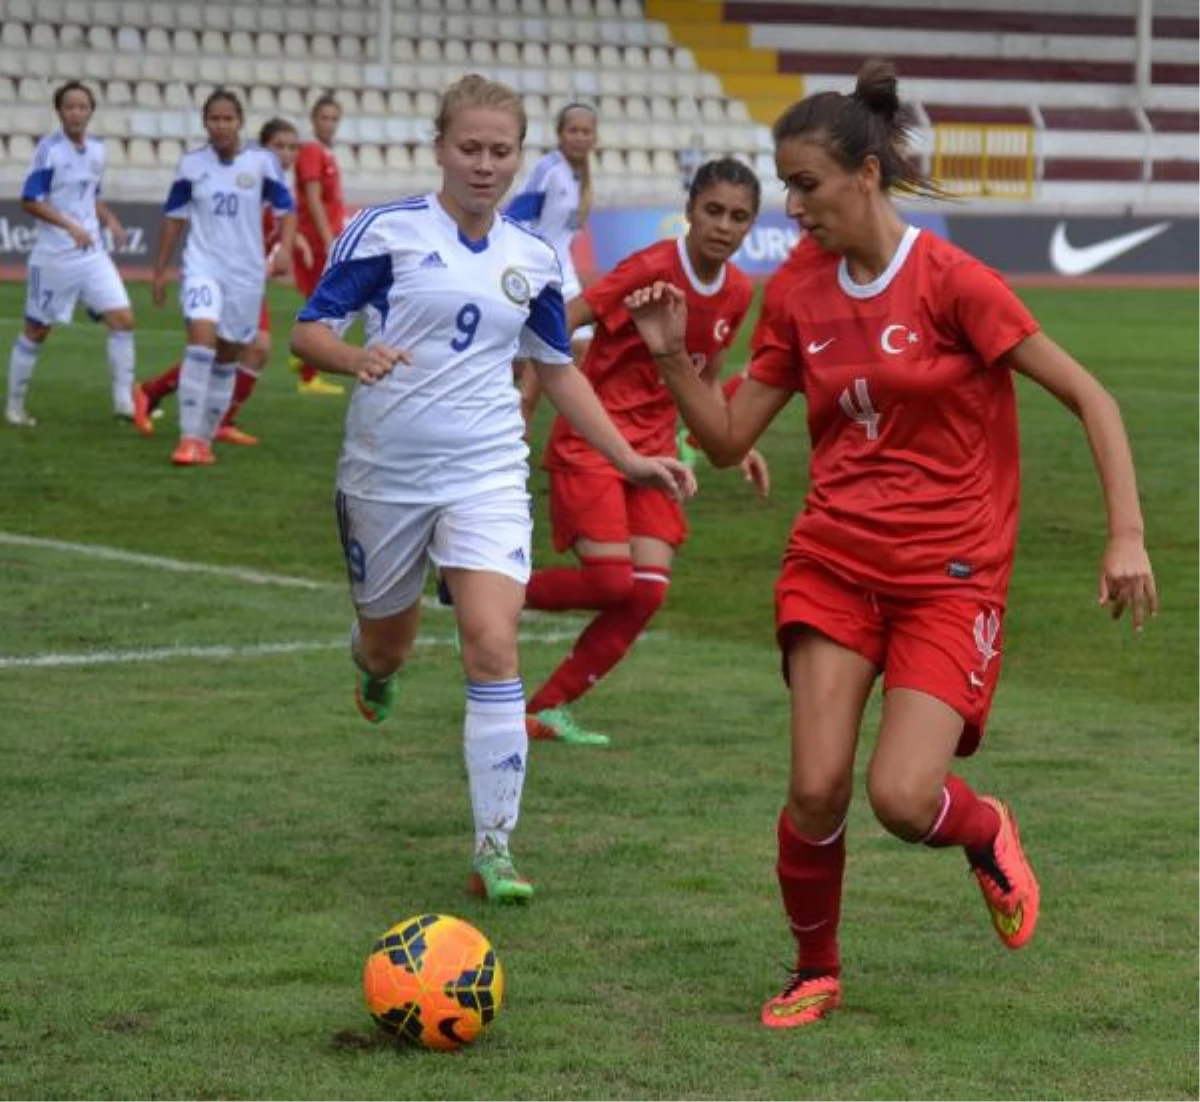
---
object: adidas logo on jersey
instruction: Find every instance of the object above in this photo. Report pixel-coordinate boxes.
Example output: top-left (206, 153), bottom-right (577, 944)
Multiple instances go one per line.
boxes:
top-left (419, 251), bottom-right (446, 268)
top-left (507, 547), bottom-right (527, 565)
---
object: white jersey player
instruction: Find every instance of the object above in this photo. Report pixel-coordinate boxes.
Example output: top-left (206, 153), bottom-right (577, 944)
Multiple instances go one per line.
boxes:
top-left (505, 103), bottom-right (598, 354)
top-left (290, 75), bottom-right (692, 905)
top-left (6, 81), bottom-right (137, 429)
top-left (151, 90), bottom-right (295, 466)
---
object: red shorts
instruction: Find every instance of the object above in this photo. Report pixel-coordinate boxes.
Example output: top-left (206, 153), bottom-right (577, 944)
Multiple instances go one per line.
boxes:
top-left (258, 299), bottom-right (270, 335)
top-left (293, 241), bottom-right (328, 298)
top-left (775, 556), bottom-right (1005, 757)
top-left (547, 468), bottom-right (688, 553)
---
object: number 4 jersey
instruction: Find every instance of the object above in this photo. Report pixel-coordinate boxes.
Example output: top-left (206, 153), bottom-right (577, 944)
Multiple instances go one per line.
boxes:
top-left (749, 225), bottom-right (1039, 601)
top-left (298, 193), bottom-right (574, 504)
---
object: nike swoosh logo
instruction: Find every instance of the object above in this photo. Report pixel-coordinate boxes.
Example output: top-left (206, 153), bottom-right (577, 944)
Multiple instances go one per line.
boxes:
top-left (1048, 221), bottom-right (1171, 276)
top-left (770, 992), bottom-right (833, 1017)
top-left (806, 338), bottom-right (835, 354)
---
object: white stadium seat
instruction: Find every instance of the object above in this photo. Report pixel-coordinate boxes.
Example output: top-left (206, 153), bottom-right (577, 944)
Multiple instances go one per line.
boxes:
top-left (127, 137), bottom-right (155, 166)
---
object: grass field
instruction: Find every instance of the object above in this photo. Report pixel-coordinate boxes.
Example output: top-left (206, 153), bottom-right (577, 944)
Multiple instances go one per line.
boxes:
top-left (0, 281), bottom-right (1196, 1101)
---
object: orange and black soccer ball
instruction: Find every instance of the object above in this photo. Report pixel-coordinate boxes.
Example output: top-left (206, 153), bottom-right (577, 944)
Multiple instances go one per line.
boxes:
top-left (362, 914), bottom-right (504, 1051)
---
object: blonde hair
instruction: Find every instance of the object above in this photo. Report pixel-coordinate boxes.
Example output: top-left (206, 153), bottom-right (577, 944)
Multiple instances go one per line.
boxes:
top-left (434, 74), bottom-right (527, 142)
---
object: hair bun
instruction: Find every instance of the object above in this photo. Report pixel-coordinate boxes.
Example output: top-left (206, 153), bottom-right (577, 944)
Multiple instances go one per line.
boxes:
top-left (853, 58), bottom-right (900, 122)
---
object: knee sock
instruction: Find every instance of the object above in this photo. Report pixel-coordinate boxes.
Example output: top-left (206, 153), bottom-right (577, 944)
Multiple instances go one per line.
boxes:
top-left (7, 335), bottom-right (41, 411)
top-left (202, 360), bottom-right (239, 442)
top-left (143, 362), bottom-right (182, 406)
top-left (107, 330), bottom-right (136, 416)
top-left (525, 556), bottom-right (633, 611)
top-left (920, 773), bottom-right (1001, 858)
top-left (528, 568), bottom-right (668, 713)
top-left (464, 678), bottom-right (527, 854)
top-left (177, 345), bottom-right (215, 440)
top-left (776, 809), bottom-right (846, 977)
top-left (221, 364), bottom-right (261, 427)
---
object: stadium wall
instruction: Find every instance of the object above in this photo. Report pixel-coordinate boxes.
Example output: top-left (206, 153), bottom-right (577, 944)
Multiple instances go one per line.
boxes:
top-left (0, 203), bottom-right (1194, 285)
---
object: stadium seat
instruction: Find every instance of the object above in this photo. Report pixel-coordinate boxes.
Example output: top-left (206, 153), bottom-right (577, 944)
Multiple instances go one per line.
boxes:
top-left (0, 76), bottom-right (14, 103)
top-left (385, 145), bottom-right (413, 173)
top-left (134, 82), bottom-right (161, 109)
top-left (146, 1), bottom-right (175, 29)
top-left (258, 8), bottom-right (286, 34)
top-left (127, 137), bottom-right (155, 166)
top-left (17, 77), bottom-right (43, 105)
top-left (172, 29), bottom-right (200, 54)
top-left (157, 137), bottom-right (182, 165)
top-left (357, 144), bottom-right (385, 173)
top-left (1, 23), bottom-right (27, 49)
top-left (257, 32), bottom-right (283, 59)
top-left (103, 136), bottom-right (128, 166)
top-left (174, 3), bottom-right (202, 31)
top-left (229, 31), bottom-right (255, 58)
top-left (249, 86), bottom-right (276, 113)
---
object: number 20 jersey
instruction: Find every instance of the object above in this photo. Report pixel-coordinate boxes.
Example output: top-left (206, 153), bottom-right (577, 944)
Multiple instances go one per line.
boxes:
top-left (749, 226), bottom-right (1039, 601)
top-left (298, 194), bottom-right (574, 504)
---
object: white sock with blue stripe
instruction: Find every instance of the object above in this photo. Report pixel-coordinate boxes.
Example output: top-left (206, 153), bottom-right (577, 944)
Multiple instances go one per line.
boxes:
top-left (202, 360), bottom-right (238, 442)
top-left (7, 335), bottom-right (40, 412)
top-left (177, 345), bottom-right (215, 440)
top-left (464, 678), bottom-right (527, 855)
top-left (107, 330), bottom-right (136, 416)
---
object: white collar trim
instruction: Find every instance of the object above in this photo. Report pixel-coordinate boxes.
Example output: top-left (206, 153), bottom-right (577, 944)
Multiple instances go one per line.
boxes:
top-left (837, 224), bottom-right (921, 299)
top-left (676, 236), bottom-right (726, 297)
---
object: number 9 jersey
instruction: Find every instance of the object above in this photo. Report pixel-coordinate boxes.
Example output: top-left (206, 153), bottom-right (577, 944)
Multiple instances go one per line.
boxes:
top-left (297, 193), bottom-right (574, 505)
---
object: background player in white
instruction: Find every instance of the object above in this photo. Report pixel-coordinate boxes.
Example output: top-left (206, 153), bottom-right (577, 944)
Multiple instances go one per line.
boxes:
top-left (151, 89), bottom-right (296, 466)
top-left (290, 75), bottom-right (694, 904)
top-left (507, 103), bottom-right (598, 424)
top-left (7, 81), bottom-right (137, 429)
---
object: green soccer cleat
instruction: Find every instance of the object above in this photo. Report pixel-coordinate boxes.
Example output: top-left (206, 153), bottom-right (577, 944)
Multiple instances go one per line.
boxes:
top-left (534, 706), bottom-right (611, 747)
top-left (355, 669), bottom-right (397, 724)
top-left (468, 839), bottom-right (535, 904)
top-left (676, 425), bottom-right (699, 470)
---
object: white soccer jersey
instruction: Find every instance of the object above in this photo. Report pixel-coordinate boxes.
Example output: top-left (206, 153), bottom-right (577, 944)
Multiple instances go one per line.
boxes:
top-left (163, 144), bottom-right (293, 288)
top-left (21, 132), bottom-right (107, 259)
top-left (505, 151), bottom-right (584, 284)
top-left (297, 193), bottom-right (573, 504)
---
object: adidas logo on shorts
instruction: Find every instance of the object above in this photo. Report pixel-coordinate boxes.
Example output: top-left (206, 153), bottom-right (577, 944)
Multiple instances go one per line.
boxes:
top-left (507, 547), bottom-right (527, 565)
top-left (419, 251), bottom-right (446, 269)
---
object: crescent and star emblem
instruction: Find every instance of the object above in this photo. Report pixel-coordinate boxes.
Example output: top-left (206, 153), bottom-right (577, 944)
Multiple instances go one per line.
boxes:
top-left (880, 324), bottom-right (918, 355)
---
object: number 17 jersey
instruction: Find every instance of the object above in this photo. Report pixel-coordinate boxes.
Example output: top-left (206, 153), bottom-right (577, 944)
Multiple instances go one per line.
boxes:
top-left (749, 226), bottom-right (1039, 601)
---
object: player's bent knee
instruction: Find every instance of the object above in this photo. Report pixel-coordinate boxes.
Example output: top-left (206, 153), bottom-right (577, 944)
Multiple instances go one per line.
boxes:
top-left (106, 309), bottom-right (135, 330)
top-left (626, 575), bottom-right (669, 625)
top-left (866, 773), bottom-right (942, 842)
top-left (785, 779), bottom-right (852, 838)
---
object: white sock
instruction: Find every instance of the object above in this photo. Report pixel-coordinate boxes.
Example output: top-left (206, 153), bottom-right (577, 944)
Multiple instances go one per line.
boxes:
top-left (177, 345), bottom-right (215, 440)
top-left (202, 360), bottom-right (238, 442)
top-left (7, 334), bottom-right (41, 411)
top-left (107, 329), bottom-right (136, 416)
top-left (464, 678), bottom-right (527, 854)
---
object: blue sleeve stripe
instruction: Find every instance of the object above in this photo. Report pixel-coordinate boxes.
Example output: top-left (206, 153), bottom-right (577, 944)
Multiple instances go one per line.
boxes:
top-left (262, 176), bottom-right (294, 213)
top-left (296, 253), bottom-right (393, 322)
top-left (31, 136), bottom-right (57, 172)
top-left (331, 197), bottom-right (428, 265)
top-left (21, 168), bottom-right (53, 201)
top-left (524, 283), bottom-right (570, 356)
top-left (506, 191), bottom-right (546, 223)
top-left (163, 178), bottom-right (193, 214)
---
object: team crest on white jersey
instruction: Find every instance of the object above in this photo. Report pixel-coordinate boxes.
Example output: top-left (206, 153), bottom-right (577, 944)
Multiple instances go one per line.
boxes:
top-left (236, 172), bottom-right (256, 189)
top-left (500, 267), bottom-right (530, 305)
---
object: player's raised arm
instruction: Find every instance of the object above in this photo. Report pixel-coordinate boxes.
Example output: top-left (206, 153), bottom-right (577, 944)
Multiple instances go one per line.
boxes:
top-left (625, 282), bottom-right (791, 467)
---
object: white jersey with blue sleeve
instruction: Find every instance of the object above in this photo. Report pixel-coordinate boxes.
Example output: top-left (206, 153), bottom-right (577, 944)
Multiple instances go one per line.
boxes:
top-left (505, 151), bottom-right (584, 292)
top-left (297, 193), bottom-right (573, 505)
top-left (163, 143), bottom-right (293, 288)
top-left (22, 132), bottom-right (106, 259)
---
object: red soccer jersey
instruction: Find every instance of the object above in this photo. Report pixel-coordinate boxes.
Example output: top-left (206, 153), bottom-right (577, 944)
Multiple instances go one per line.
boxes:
top-left (545, 237), bottom-right (753, 472)
top-left (749, 227), bottom-right (1039, 600)
top-left (295, 141), bottom-right (345, 245)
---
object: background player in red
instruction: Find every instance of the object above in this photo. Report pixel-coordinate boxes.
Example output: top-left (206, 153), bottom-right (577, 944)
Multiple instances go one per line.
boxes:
top-left (523, 158), bottom-right (769, 746)
top-left (624, 60), bottom-right (1157, 1029)
top-left (288, 93), bottom-right (347, 396)
top-left (134, 118), bottom-right (310, 445)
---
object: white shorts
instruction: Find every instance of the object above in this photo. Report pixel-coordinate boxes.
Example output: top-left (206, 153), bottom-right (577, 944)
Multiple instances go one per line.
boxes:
top-left (560, 265), bottom-right (594, 344)
top-left (25, 250), bottom-right (130, 326)
top-left (334, 487), bottom-right (534, 618)
top-left (181, 274), bottom-right (263, 345)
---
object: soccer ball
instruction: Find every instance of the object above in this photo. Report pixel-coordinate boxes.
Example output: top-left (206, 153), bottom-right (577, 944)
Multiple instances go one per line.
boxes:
top-left (362, 913), bottom-right (504, 1051)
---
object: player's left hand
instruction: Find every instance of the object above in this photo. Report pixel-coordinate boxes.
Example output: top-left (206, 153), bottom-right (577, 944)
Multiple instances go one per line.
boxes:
top-left (108, 222), bottom-right (128, 250)
top-left (622, 455), bottom-right (698, 502)
top-left (295, 235), bottom-right (314, 268)
top-left (623, 282), bottom-right (688, 359)
top-left (270, 249), bottom-right (292, 278)
top-left (740, 448), bottom-right (770, 497)
top-left (1098, 533), bottom-right (1158, 633)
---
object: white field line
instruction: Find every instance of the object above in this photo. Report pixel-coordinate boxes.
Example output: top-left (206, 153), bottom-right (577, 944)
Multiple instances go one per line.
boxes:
top-left (0, 627), bottom-right (615, 670)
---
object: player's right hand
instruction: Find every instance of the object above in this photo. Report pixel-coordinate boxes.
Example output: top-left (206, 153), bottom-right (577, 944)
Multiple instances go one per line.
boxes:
top-left (69, 224), bottom-right (95, 250)
top-left (351, 344), bottom-right (412, 385)
top-left (151, 272), bottom-right (168, 308)
top-left (623, 281), bottom-right (688, 358)
top-left (623, 455), bottom-right (698, 502)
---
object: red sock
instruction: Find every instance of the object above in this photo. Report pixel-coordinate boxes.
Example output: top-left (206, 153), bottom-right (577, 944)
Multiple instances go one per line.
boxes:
top-left (142, 362), bottom-right (182, 405)
top-left (776, 809), bottom-right (845, 976)
top-left (221, 365), bottom-right (260, 427)
top-left (528, 568), bottom-right (668, 712)
top-left (299, 364), bottom-right (319, 383)
top-left (921, 773), bottom-right (1001, 855)
top-left (525, 556), bottom-right (633, 611)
